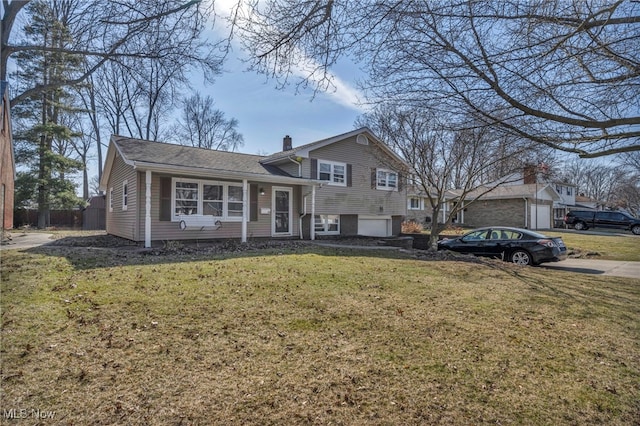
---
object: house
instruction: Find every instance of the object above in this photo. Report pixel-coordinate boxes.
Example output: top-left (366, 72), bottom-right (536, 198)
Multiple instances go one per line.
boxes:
top-left (405, 188), bottom-right (453, 226)
top-left (552, 181), bottom-right (577, 227)
top-left (99, 128), bottom-right (409, 247)
top-left (453, 184), bottom-right (561, 230)
top-left (574, 194), bottom-right (600, 210)
top-left (0, 81), bottom-right (15, 232)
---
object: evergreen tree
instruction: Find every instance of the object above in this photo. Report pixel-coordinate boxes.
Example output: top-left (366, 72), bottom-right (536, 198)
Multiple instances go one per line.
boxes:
top-left (12, 0), bottom-right (84, 227)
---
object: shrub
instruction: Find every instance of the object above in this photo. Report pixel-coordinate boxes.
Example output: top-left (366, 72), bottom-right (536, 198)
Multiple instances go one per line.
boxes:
top-left (402, 220), bottom-right (423, 234)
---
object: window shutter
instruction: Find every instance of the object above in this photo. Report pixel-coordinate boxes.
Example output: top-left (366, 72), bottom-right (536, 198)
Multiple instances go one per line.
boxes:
top-left (159, 176), bottom-right (171, 221)
top-left (371, 168), bottom-right (377, 189)
top-left (250, 184), bottom-right (258, 222)
top-left (311, 158), bottom-right (317, 179)
top-left (347, 164), bottom-right (352, 187)
top-left (398, 172), bottom-right (404, 192)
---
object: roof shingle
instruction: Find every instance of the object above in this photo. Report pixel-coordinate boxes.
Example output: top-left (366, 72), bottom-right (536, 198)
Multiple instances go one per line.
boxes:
top-left (113, 136), bottom-right (292, 177)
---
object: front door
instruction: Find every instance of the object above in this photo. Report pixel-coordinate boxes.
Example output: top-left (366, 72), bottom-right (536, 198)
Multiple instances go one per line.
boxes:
top-left (272, 187), bottom-right (292, 236)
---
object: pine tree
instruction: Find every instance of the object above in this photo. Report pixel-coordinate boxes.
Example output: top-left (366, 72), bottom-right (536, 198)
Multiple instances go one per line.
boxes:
top-left (12, 0), bottom-right (84, 228)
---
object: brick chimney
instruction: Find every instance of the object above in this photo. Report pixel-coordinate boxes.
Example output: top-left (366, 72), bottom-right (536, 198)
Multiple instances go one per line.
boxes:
top-left (523, 164), bottom-right (537, 184)
top-left (283, 135), bottom-right (292, 151)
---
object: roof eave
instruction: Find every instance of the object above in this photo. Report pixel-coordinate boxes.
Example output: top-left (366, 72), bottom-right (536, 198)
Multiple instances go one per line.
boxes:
top-left (130, 161), bottom-right (320, 185)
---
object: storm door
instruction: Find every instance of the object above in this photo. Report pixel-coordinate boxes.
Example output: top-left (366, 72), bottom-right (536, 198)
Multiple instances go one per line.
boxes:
top-left (272, 187), bottom-right (292, 235)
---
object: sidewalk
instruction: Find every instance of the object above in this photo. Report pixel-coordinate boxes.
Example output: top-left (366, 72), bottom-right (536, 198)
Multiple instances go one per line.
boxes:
top-left (0, 232), bottom-right (54, 251)
top-left (541, 258), bottom-right (640, 279)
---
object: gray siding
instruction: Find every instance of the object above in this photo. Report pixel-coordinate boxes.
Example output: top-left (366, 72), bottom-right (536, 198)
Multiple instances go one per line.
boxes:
top-left (304, 136), bottom-right (407, 217)
top-left (105, 154), bottom-right (138, 240)
top-left (277, 161), bottom-right (300, 177)
top-left (131, 173), bottom-right (301, 242)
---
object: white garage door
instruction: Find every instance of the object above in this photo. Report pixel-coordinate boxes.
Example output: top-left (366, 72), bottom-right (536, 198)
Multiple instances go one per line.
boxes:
top-left (358, 216), bottom-right (392, 237)
top-left (530, 205), bottom-right (551, 230)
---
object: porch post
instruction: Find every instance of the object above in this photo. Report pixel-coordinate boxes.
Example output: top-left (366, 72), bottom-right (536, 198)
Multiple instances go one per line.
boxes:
top-left (311, 184), bottom-right (316, 240)
top-left (241, 179), bottom-right (248, 243)
top-left (145, 170), bottom-right (151, 248)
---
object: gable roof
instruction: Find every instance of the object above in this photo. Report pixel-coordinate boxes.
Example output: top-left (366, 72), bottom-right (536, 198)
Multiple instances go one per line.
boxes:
top-left (99, 136), bottom-right (317, 191)
top-left (260, 127), bottom-right (410, 169)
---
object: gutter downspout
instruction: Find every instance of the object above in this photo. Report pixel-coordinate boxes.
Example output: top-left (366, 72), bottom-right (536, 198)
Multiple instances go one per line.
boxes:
top-left (522, 197), bottom-right (528, 229)
top-left (288, 155), bottom-right (302, 177)
top-left (299, 184), bottom-right (321, 240)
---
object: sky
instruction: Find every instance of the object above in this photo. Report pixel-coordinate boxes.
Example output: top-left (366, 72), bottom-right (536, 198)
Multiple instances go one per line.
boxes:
top-left (197, 0), bottom-right (370, 156)
top-left (194, 52), bottom-right (368, 156)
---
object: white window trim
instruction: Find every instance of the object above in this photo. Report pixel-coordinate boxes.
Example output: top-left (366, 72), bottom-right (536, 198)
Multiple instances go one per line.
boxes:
top-left (376, 168), bottom-right (398, 191)
top-left (171, 177), bottom-right (244, 222)
top-left (122, 180), bottom-right (128, 211)
top-left (315, 214), bottom-right (340, 235)
top-left (109, 187), bottom-right (113, 212)
top-left (317, 159), bottom-right (347, 187)
top-left (408, 197), bottom-right (423, 210)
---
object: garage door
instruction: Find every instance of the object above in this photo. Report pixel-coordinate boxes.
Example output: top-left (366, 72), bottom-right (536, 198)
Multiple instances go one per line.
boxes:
top-left (530, 205), bottom-right (551, 229)
top-left (358, 216), bottom-right (392, 237)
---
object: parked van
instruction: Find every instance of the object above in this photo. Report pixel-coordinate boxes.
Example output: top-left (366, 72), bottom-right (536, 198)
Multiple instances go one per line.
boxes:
top-left (564, 210), bottom-right (640, 235)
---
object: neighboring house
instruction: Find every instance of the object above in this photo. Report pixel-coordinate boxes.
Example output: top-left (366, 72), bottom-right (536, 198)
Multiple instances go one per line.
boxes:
top-left (552, 181), bottom-right (577, 227)
top-left (454, 184), bottom-right (561, 230)
top-left (405, 164), bottom-right (568, 230)
top-left (0, 81), bottom-right (15, 232)
top-left (574, 195), bottom-right (600, 210)
top-left (405, 188), bottom-right (453, 226)
top-left (99, 128), bottom-right (409, 247)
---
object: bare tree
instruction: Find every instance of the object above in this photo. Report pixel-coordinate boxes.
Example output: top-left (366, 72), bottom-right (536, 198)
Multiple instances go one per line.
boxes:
top-left (358, 105), bottom-right (541, 249)
top-left (171, 93), bottom-right (244, 151)
top-left (2, 0), bottom-right (222, 107)
top-left (560, 156), bottom-right (640, 214)
top-left (233, 0), bottom-right (640, 158)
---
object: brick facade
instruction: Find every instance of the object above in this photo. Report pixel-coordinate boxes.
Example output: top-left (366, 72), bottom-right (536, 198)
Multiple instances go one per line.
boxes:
top-left (464, 199), bottom-right (526, 228)
top-left (0, 81), bottom-right (14, 231)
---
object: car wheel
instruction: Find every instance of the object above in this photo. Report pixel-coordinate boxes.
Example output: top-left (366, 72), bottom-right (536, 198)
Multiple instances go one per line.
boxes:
top-left (574, 222), bottom-right (586, 231)
top-left (511, 250), bottom-right (532, 266)
top-left (632, 225), bottom-right (640, 235)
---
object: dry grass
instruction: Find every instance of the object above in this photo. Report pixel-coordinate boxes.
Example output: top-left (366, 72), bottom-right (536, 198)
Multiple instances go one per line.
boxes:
top-left (1, 244), bottom-right (639, 425)
top-left (545, 231), bottom-right (640, 261)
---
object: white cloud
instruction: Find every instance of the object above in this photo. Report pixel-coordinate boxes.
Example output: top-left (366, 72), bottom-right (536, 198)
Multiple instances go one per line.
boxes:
top-left (212, 0), bottom-right (367, 113)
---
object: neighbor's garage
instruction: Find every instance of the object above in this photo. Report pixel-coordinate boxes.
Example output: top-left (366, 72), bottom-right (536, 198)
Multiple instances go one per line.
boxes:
top-left (358, 215), bottom-right (392, 237)
top-left (530, 204), bottom-right (551, 229)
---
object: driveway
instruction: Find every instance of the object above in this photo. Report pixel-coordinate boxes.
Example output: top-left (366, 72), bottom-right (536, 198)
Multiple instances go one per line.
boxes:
top-left (0, 232), bottom-right (54, 251)
top-left (541, 258), bottom-right (640, 279)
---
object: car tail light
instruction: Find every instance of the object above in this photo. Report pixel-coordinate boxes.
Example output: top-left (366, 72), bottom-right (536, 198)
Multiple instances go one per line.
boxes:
top-left (537, 239), bottom-right (555, 248)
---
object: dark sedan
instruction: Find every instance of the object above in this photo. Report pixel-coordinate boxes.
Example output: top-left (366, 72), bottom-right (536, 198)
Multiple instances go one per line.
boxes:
top-left (437, 227), bottom-right (567, 266)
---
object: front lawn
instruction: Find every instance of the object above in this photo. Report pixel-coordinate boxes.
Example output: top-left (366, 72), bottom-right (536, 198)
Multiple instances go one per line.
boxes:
top-left (1, 245), bottom-right (639, 425)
